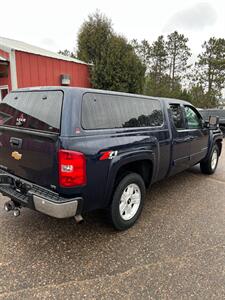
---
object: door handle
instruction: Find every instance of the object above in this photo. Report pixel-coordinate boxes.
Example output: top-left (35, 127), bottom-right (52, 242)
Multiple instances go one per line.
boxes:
top-left (10, 137), bottom-right (23, 149)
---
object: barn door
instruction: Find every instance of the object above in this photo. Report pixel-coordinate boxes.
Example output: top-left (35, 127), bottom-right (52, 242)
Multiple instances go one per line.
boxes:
top-left (0, 85), bottom-right (8, 101)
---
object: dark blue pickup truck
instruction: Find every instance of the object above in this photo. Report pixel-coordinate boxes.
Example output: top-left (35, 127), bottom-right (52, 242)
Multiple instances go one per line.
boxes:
top-left (0, 87), bottom-right (223, 230)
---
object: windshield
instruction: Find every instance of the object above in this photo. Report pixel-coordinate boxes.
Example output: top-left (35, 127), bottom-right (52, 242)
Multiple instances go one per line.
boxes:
top-left (0, 90), bottom-right (63, 133)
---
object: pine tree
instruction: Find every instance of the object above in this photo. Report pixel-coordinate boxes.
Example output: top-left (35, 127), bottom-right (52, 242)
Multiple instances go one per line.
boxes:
top-left (131, 39), bottom-right (151, 71)
top-left (195, 37), bottom-right (225, 107)
top-left (77, 12), bottom-right (145, 93)
top-left (77, 11), bottom-right (113, 64)
top-left (147, 35), bottom-right (168, 96)
top-left (166, 31), bottom-right (191, 92)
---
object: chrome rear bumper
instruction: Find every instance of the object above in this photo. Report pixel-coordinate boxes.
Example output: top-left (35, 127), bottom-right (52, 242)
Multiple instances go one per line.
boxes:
top-left (33, 195), bottom-right (78, 218)
top-left (0, 169), bottom-right (82, 219)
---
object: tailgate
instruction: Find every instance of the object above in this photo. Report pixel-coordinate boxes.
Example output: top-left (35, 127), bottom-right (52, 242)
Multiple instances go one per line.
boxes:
top-left (0, 90), bottom-right (63, 188)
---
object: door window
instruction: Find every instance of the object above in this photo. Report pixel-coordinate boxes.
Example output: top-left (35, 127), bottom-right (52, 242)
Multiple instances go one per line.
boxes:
top-left (169, 104), bottom-right (185, 130)
top-left (184, 106), bottom-right (202, 129)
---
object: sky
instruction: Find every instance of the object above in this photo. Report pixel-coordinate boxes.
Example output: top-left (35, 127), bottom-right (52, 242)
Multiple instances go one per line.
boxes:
top-left (0, 0), bottom-right (224, 59)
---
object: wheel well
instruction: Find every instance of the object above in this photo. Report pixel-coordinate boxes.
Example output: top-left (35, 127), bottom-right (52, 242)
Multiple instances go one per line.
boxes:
top-left (215, 139), bottom-right (222, 155)
top-left (115, 160), bottom-right (153, 189)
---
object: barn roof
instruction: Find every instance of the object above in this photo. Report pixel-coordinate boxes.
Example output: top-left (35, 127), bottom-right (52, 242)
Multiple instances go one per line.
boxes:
top-left (0, 36), bottom-right (88, 65)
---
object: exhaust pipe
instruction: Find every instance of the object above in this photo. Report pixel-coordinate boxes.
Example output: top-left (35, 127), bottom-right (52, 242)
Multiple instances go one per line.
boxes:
top-left (74, 214), bottom-right (84, 224)
top-left (13, 209), bottom-right (20, 217)
top-left (4, 200), bottom-right (20, 217)
top-left (4, 200), bottom-right (15, 212)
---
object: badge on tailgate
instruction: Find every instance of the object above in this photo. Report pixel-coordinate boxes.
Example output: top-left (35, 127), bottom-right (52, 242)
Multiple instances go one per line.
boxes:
top-left (11, 151), bottom-right (22, 160)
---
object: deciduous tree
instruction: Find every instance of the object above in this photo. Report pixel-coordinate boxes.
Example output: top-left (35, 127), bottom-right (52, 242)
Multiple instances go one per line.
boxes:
top-left (58, 49), bottom-right (76, 58)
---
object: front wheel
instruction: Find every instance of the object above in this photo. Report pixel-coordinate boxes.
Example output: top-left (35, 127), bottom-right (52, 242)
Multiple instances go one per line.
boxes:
top-left (200, 144), bottom-right (219, 175)
top-left (109, 173), bottom-right (146, 231)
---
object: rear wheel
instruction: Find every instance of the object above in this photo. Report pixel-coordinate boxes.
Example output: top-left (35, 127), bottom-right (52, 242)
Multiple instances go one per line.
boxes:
top-left (109, 173), bottom-right (145, 230)
top-left (200, 144), bottom-right (219, 175)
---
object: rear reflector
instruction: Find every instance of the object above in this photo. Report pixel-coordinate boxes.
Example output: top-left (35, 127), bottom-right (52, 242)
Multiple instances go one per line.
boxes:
top-left (58, 150), bottom-right (86, 187)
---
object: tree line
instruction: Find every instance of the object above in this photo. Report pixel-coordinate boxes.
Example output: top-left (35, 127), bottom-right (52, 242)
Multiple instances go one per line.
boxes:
top-left (59, 12), bottom-right (225, 108)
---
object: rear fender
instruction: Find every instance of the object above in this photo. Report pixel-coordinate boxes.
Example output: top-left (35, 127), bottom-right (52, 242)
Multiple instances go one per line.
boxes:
top-left (104, 150), bottom-right (156, 207)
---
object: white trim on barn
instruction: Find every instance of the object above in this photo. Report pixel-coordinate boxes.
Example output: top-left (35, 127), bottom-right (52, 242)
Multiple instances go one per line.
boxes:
top-left (9, 49), bottom-right (17, 89)
top-left (0, 36), bottom-right (89, 65)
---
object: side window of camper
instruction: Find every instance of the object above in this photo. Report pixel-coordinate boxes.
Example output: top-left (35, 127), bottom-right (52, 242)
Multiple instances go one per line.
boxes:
top-left (82, 93), bottom-right (163, 129)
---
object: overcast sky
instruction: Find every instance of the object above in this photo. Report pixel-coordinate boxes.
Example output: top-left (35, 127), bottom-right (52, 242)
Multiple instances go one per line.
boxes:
top-left (0, 0), bottom-right (224, 58)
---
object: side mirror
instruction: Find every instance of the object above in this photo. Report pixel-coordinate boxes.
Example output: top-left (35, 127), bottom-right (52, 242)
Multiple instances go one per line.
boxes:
top-left (208, 116), bottom-right (219, 130)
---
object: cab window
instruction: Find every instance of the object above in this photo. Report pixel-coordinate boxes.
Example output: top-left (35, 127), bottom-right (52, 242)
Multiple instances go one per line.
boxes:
top-left (169, 104), bottom-right (185, 130)
top-left (184, 106), bottom-right (202, 129)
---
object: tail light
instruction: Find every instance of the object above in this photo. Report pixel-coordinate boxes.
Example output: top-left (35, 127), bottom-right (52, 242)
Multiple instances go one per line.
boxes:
top-left (58, 150), bottom-right (86, 187)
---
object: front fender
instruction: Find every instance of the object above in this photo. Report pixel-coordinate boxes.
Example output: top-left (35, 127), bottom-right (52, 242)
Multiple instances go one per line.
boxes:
top-left (204, 129), bottom-right (223, 160)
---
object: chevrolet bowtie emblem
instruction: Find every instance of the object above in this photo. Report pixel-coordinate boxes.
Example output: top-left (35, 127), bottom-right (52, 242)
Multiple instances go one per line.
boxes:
top-left (11, 151), bottom-right (22, 160)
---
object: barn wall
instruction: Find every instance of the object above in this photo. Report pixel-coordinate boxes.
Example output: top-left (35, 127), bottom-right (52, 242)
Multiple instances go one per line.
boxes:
top-left (0, 49), bottom-right (9, 60)
top-left (15, 51), bottom-right (91, 88)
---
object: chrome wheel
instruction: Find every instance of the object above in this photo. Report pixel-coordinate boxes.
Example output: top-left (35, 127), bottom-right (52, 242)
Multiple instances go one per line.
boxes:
top-left (211, 149), bottom-right (218, 170)
top-left (119, 183), bottom-right (141, 221)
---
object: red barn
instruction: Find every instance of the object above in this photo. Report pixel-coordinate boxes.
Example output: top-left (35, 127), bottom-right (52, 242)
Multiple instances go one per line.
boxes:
top-left (0, 37), bottom-right (91, 100)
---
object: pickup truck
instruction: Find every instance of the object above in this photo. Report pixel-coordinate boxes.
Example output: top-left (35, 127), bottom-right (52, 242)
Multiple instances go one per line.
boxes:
top-left (0, 87), bottom-right (223, 230)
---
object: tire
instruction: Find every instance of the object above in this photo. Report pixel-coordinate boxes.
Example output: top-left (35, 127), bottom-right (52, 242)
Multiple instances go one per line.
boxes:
top-left (200, 144), bottom-right (219, 175)
top-left (220, 125), bottom-right (225, 137)
top-left (109, 173), bottom-right (146, 231)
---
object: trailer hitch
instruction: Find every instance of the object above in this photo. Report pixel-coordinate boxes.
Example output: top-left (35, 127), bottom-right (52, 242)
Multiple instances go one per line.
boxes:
top-left (12, 179), bottom-right (31, 195)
